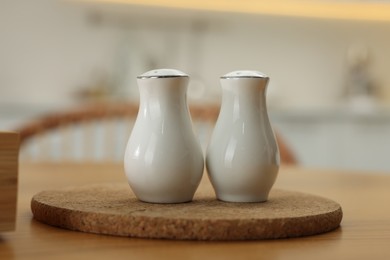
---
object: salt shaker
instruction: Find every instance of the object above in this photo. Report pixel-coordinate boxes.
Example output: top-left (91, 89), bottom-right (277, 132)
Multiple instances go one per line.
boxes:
top-left (206, 70), bottom-right (280, 202)
top-left (124, 69), bottom-right (204, 203)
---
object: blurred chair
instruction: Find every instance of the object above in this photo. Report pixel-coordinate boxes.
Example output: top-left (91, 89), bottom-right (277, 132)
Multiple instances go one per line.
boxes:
top-left (16, 102), bottom-right (297, 164)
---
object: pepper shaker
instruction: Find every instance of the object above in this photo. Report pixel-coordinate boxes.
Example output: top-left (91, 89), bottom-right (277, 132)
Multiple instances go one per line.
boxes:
top-left (124, 69), bottom-right (204, 203)
top-left (206, 70), bottom-right (280, 202)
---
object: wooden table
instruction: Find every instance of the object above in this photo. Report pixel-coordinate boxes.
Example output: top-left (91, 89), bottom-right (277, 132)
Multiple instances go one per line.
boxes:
top-left (1, 163), bottom-right (390, 259)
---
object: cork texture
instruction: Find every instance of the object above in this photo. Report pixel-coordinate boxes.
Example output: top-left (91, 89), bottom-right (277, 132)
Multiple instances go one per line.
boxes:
top-left (31, 182), bottom-right (342, 240)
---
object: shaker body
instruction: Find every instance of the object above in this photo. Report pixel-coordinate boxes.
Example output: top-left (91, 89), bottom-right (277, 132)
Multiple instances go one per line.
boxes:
top-left (124, 69), bottom-right (204, 203)
top-left (206, 71), bottom-right (279, 202)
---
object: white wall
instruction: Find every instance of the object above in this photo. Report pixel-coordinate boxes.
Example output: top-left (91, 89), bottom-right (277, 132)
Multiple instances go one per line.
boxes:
top-left (1, 0), bottom-right (390, 108)
top-left (2, 1), bottom-right (390, 171)
top-left (0, 0), bottom-right (121, 106)
top-left (199, 15), bottom-right (390, 108)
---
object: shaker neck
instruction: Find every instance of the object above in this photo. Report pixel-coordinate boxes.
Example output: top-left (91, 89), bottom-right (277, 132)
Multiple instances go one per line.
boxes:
top-left (137, 77), bottom-right (189, 104)
top-left (219, 78), bottom-right (269, 120)
top-left (220, 78), bottom-right (268, 102)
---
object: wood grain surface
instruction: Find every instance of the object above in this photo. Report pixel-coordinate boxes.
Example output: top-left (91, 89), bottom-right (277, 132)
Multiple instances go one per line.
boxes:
top-left (0, 132), bottom-right (19, 232)
top-left (1, 163), bottom-right (390, 259)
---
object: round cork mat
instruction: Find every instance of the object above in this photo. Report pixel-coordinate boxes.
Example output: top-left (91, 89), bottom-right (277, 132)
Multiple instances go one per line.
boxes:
top-left (31, 182), bottom-right (342, 240)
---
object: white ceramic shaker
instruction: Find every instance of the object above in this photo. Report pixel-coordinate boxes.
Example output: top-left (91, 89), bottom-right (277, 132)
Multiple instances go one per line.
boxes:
top-left (124, 69), bottom-right (204, 203)
top-left (206, 70), bottom-right (280, 202)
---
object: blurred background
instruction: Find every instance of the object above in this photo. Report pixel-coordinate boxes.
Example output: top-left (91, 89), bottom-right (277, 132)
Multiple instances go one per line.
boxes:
top-left (1, 0), bottom-right (390, 171)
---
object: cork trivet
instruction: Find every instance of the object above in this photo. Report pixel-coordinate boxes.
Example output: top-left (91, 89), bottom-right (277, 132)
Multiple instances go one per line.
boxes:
top-left (31, 181), bottom-right (342, 240)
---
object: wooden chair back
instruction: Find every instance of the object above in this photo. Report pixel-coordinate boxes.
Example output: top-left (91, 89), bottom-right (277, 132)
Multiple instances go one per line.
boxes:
top-left (16, 102), bottom-right (297, 164)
